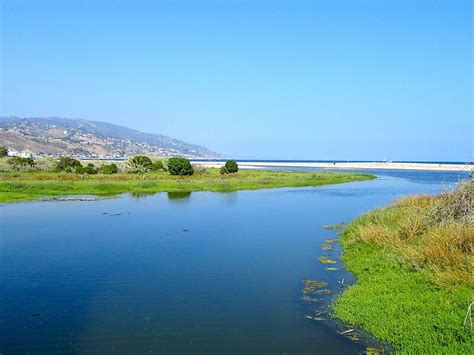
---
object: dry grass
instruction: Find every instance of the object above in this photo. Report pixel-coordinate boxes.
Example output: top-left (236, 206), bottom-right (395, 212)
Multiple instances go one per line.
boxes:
top-left (345, 180), bottom-right (474, 287)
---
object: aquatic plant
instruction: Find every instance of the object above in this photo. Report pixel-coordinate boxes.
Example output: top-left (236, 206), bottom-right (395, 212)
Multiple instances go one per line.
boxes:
top-left (321, 243), bottom-right (333, 251)
top-left (318, 257), bottom-right (337, 264)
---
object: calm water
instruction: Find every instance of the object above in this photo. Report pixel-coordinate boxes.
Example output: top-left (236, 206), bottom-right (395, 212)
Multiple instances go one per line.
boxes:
top-left (0, 171), bottom-right (469, 354)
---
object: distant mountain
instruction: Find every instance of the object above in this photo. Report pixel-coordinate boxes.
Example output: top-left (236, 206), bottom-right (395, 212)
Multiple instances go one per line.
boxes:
top-left (0, 116), bottom-right (221, 159)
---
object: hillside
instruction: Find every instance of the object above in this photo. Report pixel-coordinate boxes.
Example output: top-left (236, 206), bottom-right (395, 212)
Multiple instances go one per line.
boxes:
top-left (0, 117), bottom-right (220, 158)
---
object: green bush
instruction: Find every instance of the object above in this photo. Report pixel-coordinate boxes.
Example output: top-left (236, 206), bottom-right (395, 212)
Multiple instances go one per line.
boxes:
top-left (8, 157), bottom-right (35, 170)
top-left (168, 157), bottom-right (194, 176)
top-left (57, 156), bottom-right (82, 171)
top-left (83, 163), bottom-right (98, 174)
top-left (0, 146), bottom-right (8, 157)
top-left (150, 160), bottom-right (164, 172)
top-left (224, 160), bottom-right (238, 173)
top-left (126, 155), bottom-right (153, 173)
top-left (220, 166), bottom-right (228, 175)
top-left (100, 163), bottom-right (119, 174)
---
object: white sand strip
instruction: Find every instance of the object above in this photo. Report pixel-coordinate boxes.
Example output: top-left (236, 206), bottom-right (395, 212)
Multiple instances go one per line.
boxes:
top-left (192, 161), bottom-right (473, 172)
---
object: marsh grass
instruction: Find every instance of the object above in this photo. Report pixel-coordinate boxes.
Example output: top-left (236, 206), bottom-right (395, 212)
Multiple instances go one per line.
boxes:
top-left (0, 169), bottom-right (375, 203)
top-left (333, 180), bottom-right (474, 353)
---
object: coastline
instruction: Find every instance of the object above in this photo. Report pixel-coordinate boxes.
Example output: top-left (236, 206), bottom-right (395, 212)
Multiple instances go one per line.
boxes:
top-left (192, 161), bottom-right (473, 172)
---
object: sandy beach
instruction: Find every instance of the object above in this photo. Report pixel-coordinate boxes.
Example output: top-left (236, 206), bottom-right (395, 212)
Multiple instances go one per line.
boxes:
top-left (192, 161), bottom-right (473, 172)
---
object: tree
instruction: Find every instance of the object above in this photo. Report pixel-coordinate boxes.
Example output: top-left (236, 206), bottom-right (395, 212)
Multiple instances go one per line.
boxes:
top-left (126, 155), bottom-right (153, 173)
top-left (8, 157), bottom-right (35, 170)
top-left (57, 156), bottom-right (82, 171)
top-left (83, 163), bottom-right (98, 174)
top-left (0, 146), bottom-right (8, 157)
top-left (224, 160), bottom-right (239, 173)
top-left (100, 163), bottom-right (119, 174)
top-left (168, 157), bottom-right (194, 176)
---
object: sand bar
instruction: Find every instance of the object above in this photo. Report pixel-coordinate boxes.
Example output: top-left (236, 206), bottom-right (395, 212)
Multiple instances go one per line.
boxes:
top-left (192, 161), bottom-right (473, 172)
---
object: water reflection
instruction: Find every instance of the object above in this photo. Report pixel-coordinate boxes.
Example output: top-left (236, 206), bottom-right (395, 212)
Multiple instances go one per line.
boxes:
top-left (129, 191), bottom-right (158, 199)
top-left (167, 191), bottom-right (192, 200)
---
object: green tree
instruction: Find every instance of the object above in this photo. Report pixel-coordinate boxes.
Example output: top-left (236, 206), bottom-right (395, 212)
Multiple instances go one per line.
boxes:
top-left (224, 160), bottom-right (239, 173)
top-left (100, 163), bottom-right (119, 174)
top-left (168, 157), bottom-right (194, 176)
top-left (57, 157), bottom-right (82, 171)
top-left (8, 157), bottom-right (35, 170)
top-left (0, 146), bottom-right (8, 157)
top-left (83, 163), bottom-right (98, 174)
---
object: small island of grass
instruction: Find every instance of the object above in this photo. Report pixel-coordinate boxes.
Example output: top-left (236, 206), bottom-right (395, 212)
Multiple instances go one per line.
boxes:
top-left (0, 156), bottom-right (375, 203)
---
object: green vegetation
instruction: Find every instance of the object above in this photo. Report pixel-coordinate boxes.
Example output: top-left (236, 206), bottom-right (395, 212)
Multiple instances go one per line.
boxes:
top-left (0, 146), bottom-right (8, 157)
top-left (168, 157), bottom-right (194, 176)
top-left (81, 163), bottom-right (98, 175)
top-left (222, 160), bottom-right (239, 174)
top-left (125, 155), bottom-right (153, 173)
top-left (333, 181), bottom-right (473, 353)
top-left (150, 160), bottom-right (164, 172)
top-left (318, 256), bottom-right (337, 264)
top-left (8, 157), bottom-right (35, 170)
top-left (100, 163), bottom-right (119, 174)
top-left (57, 156), bottom-right (82, 171)
top-left (0, 162), bottom-right (374, 203)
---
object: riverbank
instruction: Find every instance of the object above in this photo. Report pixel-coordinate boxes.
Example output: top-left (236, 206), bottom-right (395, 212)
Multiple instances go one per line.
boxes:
top-left (193, 161), bottom-right (472, 172)
top-left (332, 181), bottom-right (473, 353)
top-left (0, 169), bottom-right (375, 203)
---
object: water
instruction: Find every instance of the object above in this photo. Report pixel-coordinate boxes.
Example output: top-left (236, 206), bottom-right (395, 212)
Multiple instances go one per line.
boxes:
top-left (0, 171), bottom-right (469, 354)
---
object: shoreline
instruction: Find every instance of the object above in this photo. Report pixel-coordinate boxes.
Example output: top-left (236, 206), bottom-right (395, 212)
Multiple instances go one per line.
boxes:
top-left (192, 161), bottom-right (473, 172)
top-left (0, 169), bottom-right (375, 203)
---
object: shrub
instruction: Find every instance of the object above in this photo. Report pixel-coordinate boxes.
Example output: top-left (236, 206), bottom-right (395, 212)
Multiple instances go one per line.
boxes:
top-left (100, 163), bottom-right (119, 174)
top-left (429, 180), bottom-right (473, 224)
top-left (57, 156), bottom-right (82, 171)
top-left (224, 160), bottom-right (239, 173)
top-left (83, 163), bottom-right (98, 174)
top-left (220, 166), bottom-right (228, 175)
top-left (126, 155), bottom-right (153, 173)
top-left (0, 146), bottom-right (8, 157)
top-left (150, 160), bottom-right (164, 172)
top-left (168, 157), bottom-right (194, 176)
top-left (8, 157), bottom-right (35, 170)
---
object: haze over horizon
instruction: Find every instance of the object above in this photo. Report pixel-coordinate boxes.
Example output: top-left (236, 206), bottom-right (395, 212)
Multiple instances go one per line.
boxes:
top-left (1, 0), bottom-right (472, 161)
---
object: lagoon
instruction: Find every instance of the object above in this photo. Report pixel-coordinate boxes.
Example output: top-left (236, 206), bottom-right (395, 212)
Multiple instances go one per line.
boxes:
top-left (0, 170), bottom-right (468, 353)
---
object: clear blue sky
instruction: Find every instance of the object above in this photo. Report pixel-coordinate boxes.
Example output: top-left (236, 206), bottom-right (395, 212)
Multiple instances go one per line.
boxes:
top-left (1, 0), bottom-right (472, 161)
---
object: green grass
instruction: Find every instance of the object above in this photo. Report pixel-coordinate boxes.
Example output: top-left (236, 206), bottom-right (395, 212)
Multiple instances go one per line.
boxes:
top-left (332, 182), bottom-right (474, 353)
top-left (0, 169), bottom-right (375, 203)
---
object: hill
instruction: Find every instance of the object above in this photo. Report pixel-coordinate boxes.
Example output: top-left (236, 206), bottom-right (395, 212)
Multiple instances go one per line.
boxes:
top-left (0, 117), bottom-right (220, 158)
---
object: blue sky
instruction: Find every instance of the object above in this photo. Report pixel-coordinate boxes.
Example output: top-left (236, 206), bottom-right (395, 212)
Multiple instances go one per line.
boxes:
top-left (1, 0), bottom-right (472, 161)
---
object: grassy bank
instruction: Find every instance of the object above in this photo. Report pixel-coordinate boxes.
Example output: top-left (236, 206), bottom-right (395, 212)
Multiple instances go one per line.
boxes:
top-left (333, 181), bottom-right (473, 353)
top-left (0, 169), bottom-right (375, 203)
